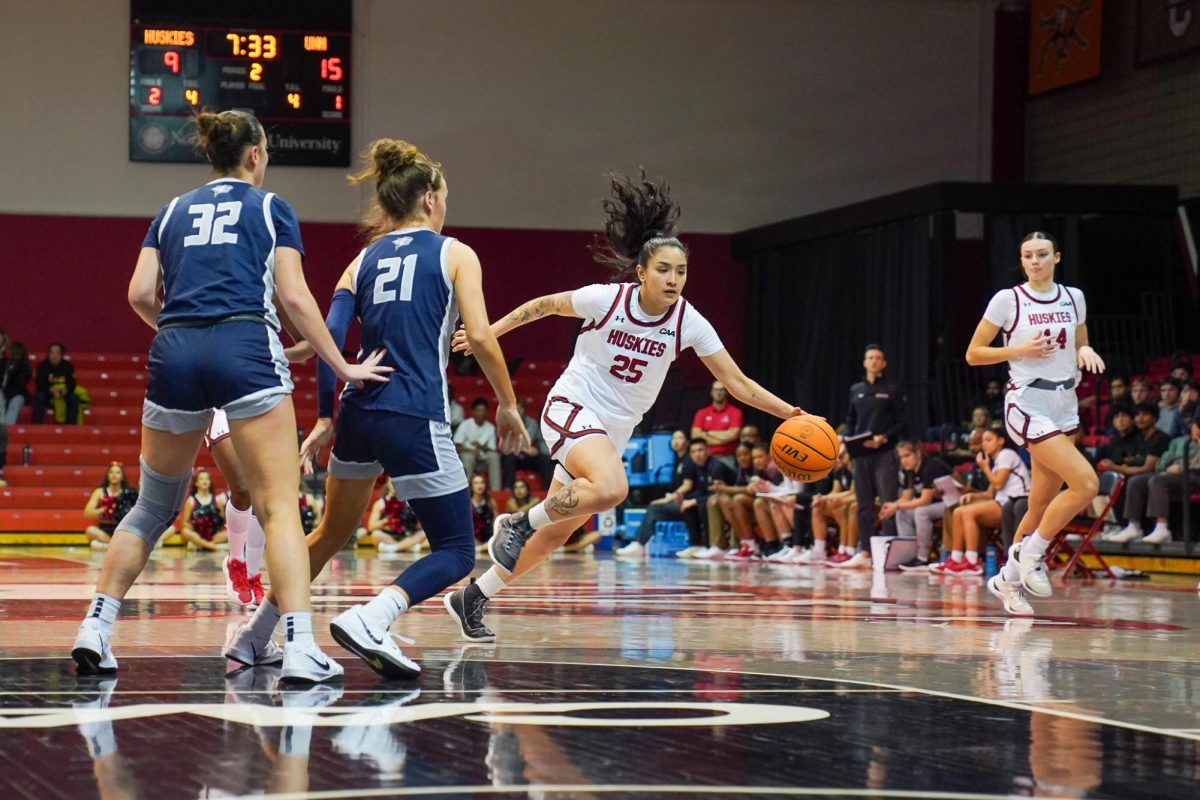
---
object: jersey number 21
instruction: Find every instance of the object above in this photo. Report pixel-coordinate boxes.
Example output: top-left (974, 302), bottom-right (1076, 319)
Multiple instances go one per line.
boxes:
top-left (374, 255), bottom-right (417, 303)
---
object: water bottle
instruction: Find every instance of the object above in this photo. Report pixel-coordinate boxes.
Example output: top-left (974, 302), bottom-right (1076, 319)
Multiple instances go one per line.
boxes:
top-left (985, 544), bottom-right (998, 578)
top-left (22, 445), bottom-right (31, 466)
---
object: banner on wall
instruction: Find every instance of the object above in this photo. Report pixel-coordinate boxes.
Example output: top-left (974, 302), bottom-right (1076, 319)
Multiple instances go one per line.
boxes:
top-left (1137, 0), bottom-right (1200, 63)
top-left (1028, 0), bottom-right (1103, 95)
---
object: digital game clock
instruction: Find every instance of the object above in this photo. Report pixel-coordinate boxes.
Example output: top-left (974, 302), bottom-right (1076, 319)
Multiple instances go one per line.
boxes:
top-left (130, 0), bottom-right (351, 167)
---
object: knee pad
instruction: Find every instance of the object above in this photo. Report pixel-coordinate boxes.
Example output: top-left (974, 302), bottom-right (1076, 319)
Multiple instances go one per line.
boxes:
top-left (115, 458), bottom-right (192, 546)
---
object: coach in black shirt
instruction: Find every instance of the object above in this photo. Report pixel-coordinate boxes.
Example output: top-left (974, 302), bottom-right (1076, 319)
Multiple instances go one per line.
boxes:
top-left (844, 344), bottom-right (906, 543)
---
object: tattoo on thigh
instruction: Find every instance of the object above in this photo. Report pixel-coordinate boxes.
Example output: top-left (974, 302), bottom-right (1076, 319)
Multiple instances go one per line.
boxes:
top-left (546, 481), bottom-right (580, 517)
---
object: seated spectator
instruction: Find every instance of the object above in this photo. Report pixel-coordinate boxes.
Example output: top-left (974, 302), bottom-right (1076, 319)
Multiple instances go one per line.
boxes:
top-left (1, 339), bottom-right (31, 426)
top-left (178, 469), bottom-right (228, 551)
top-left (1109, 419), bottom-right (1200, 544)
top-left (943, 406), bottom-right (991, 465)
top-left (501, 399), bottom-right (553, 490)
top-left (469, 473), bottom-right (497, 552)
top-left (738, 424), bottom-right (761, 447)
top-left (975, 378), bottom-right (1004, 421)
top-left (1170, 360), bottom-right (1194, 384)
top-left (703, 443), bottom-right (756, 558)
top-left (1129, 377), bottom-right (1153, 406)
top-left (619, 438), bottom-right (735, 559)
top-left (1158, 379), bottom-right (1185, 438)
top-left (931, 426), bottom-right (1028, 575)
top-left (1098, 402), bottom-right (1169, 485)
top-left (83, 463), bottom-right (138, 550)
top-left (454, 396), bottom-right (501, 490)
top-left (692, 381), bottom-right (743, 468)
top-left (298, 474), bottom-right (323, 535)
top-left (32, 342), bottom-right (78, 424)
top-left (506, 478), bottom-right (539, 514)
top-left (361, 481), bottom-right (425, 554)
top-left (751, 473), bottom-right (801, 561)
top-left (1099, 376), bottom-right (1132, 433)
top-left (884, 440), bottom-right (952, 571)
top-left (806, 450), bottom-right (857, 564)
top-left (1180, 381), bottom-right (1199, 427)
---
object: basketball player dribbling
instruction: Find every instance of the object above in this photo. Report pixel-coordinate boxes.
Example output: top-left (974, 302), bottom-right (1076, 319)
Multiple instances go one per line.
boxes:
top-left (966, 231), bottom-right (1105, 616)
top-left (71, 110), bottom-right (390, 683)
top-left (443, 172), bottom-right (809, 640)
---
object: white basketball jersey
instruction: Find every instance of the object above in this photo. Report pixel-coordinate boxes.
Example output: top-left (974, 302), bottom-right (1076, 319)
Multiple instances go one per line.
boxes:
top-left (550, 283), bottom-right (724, 426)
top-left (984, 283), bottom-right (1087, 387)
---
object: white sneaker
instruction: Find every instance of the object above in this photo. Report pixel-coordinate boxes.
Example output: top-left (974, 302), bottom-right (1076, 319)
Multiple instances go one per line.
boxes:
top-left (329, 605), bottom-right (420, 680)
top-left (615, 541), bottom-right (646, 558)
top-left (72, 619), bottom-right (117, 674)
top-left (1142, 527), bottom-right (1172, 544)
top-left (377, 540), bottom-right (402, 554)
top-left (1018, 546), bottom-right (1052, 598)
top-left (674, 545), bottom-right (703, 559)
top-left (280, 640), bottom-right (345, 683)
top-left (767, 547), bottom-right (796, 562)
top-left (836, 551), bottom-right (872, 569)
top-left (696, 546), bottom-right (725, 560)
top-left (332, 688), bottom-right (420, 778)
top-left (223, 622), bottom-right (284, 668)
top-left (987, 574), bottom-right (1034, 616)
top-left (1106, 524), bottom-right (1142, 543)
top-left (74, 675), bottom-right (119, 758)
top-left (796, 548), bottom-right (820, 564)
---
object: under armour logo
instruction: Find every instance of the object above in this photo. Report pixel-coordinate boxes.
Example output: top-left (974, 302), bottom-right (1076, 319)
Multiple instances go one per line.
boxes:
top-left (614, 316), bottom-right (626, 323)
top-left (393, 236), bottom-right (413, 250)
top-left (211, 185), bottom-right (233, 196)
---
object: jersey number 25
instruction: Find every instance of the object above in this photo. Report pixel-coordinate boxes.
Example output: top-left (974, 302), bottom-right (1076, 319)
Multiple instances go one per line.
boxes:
top-left (610, 355), bottom-right (646, 384)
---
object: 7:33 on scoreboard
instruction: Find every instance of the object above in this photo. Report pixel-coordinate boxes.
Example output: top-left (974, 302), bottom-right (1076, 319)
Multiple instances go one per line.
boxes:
top-left (129, 0), bottom-right (352, 167)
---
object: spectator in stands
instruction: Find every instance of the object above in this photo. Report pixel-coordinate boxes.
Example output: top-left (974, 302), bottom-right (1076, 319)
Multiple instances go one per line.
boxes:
top-left (178, 469), bottom-right (228, 551)
top-left (692, 381), bottom-right (744, 468)
top-left (845, 344), bottom-right (905, 546)
top-left (1157, 379), bottom-right (1186, 438)
top-left (361, 482), bottom-right (425, 554)
top-left (802, 450), bottom-right (856, 564)
top-left (83, 463), bottom-right (138, 551)
top-left (975, 378), bottom-right (1004, 421)
top-left (1170, 360), bottom-right (1194, 384)
top-left (469, 473), bottom-right (497, 551)
top-left (884, 441), bottom-right (952, 571)
top-left (454, 396), bottom-right (501, 490)
top-left (944, 406), bottom-right (991, 465)
top-left (0, 340), bottom-right (31, 426)
top-left (506, 478), bottom-right (538, 514)
top-left (1097, 403), bottom-right (1169, 533)
top-left (931, 425), bottom-right (1029, 575)
top-left (702, 443), bottom-right (756, 558)
top-left (616, 431), bottom-right (689, 557)
top-left (1129, 377), bottom-right (1152, 407)
top-left (1112, 419), bottom-right (1200, 544)
top-left (751, 474), bottom-right (800, 561)
top-left (738, 424), bottom-right (761, 447)
top-left (32, 342), bottom-right (78, 424)
top-left (1101, 376), bottom-right (1134, 434)
top-left (1180, 381), bottom-right (1199, 427)
top-left (501, 399), bottom-right (553, 490)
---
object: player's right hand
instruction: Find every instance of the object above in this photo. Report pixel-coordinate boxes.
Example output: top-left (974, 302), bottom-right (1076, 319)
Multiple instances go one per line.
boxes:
top-left (1019, 331), bottom-right (1056, 359)
top-left (451, 325), bottom-right (474, 356)
top-left (300, 417), bottom-right (334, 476)
top-left (339, 348), bottom-right (393, 388)
top-left (495, 403), bottom-right (530, 455)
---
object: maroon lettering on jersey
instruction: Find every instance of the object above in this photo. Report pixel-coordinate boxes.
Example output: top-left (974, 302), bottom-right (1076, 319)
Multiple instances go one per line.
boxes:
top-left (606, 328), bottom-right (667, 359)
top-left (1027, 311), bottom-right (1073, 325)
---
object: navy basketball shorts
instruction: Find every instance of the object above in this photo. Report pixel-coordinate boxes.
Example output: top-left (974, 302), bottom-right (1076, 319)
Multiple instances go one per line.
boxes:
top-left (144, 320), bottom-right (293, 434)
top-left (329, 404), bottom-right (468, 500)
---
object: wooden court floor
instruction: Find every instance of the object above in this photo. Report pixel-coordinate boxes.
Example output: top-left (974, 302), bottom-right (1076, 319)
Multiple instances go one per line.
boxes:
top-left (1, 546), bottom-right (1198, 799)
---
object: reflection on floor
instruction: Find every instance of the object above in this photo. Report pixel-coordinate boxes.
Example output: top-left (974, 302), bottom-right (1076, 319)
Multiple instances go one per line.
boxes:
top-left (1, 546), bottom-right (1198, 799)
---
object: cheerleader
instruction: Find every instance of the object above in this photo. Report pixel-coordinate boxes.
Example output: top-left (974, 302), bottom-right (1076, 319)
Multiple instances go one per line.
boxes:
top-left (83, 463), bottom-right (138, 550)
top-left (966, 231), bottom-right (1104, 615)
top-left (178, 468), bottom-right (227, 551)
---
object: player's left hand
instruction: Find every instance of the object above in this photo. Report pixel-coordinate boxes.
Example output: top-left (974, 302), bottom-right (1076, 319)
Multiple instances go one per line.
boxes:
top-left (1077, 345), bottom-right (1105, 374)
top-left (495, 403), bottom-right (530, 455)
top-left (339, 348), bottom-right (393, 388)
top-left (450, 325), bottom-right (474, 357)
top-left (299, 417), bottom-right (334, 476)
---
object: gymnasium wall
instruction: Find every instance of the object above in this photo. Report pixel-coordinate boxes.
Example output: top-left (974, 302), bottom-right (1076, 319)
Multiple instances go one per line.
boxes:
top-left (1025, 1), bottom-right (1200, 198)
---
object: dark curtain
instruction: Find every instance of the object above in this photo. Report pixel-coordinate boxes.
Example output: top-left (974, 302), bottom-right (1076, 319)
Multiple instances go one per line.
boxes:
top-left (744, 217), bottom-right (941, 438)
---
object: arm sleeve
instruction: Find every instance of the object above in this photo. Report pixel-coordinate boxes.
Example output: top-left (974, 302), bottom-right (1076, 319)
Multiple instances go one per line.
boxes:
top-left (570, 284), bottom-right (621, 321)
top-left (681, 305), bottom-right (724, 357)
top-left (983, 290), bottom-right (1016, 331)
top-left (142, 205), bottom-right (168, 249)
top-left (317, 289), bottom-right (355, 418)
top-left (269, 196), bottom-right (306, 256)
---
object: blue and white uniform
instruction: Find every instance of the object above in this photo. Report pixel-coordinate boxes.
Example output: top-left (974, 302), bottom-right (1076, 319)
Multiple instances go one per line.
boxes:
top-left (141, 177), bottom-right (303, 432)
top-left (327, 227), bottom-right (467, 499)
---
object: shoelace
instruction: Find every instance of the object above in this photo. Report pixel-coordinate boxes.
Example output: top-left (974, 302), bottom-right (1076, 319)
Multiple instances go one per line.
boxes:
top-left (389, 632), bottom-right (415, 646)
top-left (466, 594), bottom-right (489, 627)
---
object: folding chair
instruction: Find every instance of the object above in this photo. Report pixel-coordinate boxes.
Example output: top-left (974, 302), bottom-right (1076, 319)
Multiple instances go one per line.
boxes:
top-left (1045, 474), bottom-right (1122, 580)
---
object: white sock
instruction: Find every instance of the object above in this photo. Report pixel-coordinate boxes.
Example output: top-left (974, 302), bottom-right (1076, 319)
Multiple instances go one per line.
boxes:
top-left (245, 513), bottom-right (266, 576)
top-left (249, 598), bottom-right (281, 642)
top-left (281, 612), bottom-right (314, 648)
top-left (363, 587), bottom-right (408, 629)
top-left (951, 549), bottom-right (963, 562)
top-left (474, 567), bottom-right (508, 599)
top-left (527, 502), bottom-right (552, 530)
top-left (225, 499), bottom-right (250, 562)
top-left (965, 550), bottom-right (979, 565)
top-left (1023, 533), bottom-right (1050, 557)
top-left (84, 593), bottom-right (121, 632)
top-left (840, 545), bottom-right (851, 555)
top-left (813, 539), bottom-right (826, 556)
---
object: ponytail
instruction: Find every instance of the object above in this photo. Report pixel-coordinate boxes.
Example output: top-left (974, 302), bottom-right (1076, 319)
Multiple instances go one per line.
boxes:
top-left (349, 139), bottom-right (443, 242)
top-left (591, 170), bottom-right (686, 281)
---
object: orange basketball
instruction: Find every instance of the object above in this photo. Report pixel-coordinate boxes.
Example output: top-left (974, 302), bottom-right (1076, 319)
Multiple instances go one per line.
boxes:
top-left (770, 415), bottom-right (838, 482)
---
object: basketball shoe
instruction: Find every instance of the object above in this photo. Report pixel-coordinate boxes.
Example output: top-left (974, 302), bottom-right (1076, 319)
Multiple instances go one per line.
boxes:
top-left (330, 605), bottom-right (420, 680)
top-left (444, 579), bottom-right (497, 643)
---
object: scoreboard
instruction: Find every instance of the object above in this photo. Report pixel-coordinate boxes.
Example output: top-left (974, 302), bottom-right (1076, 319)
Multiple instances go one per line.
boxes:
top-left (129, 0), bottom-right (351, 167)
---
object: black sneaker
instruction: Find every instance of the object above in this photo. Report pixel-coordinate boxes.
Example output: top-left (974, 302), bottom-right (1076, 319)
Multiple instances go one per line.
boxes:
top-left (896, 557), bottom-right (930, 572)
top-left (443, 579), bottom-right (497, 643)
top-left (487, 513), bottom-right (535, 574)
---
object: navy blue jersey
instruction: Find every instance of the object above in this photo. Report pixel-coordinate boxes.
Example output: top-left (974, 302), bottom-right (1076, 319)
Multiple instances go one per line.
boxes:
top-left (143, 178), bottom-right (304, 329)
top-left (340, 227), bottom-right (458, 423)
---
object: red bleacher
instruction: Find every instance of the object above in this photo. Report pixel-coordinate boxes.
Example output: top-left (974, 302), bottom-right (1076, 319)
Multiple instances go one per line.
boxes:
top-left (1, 352), bottom-right (563, 533)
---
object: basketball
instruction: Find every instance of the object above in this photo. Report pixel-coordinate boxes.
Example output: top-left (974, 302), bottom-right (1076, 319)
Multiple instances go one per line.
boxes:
top-left (770, 415), bottom-right (838, 482)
